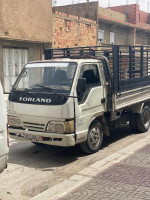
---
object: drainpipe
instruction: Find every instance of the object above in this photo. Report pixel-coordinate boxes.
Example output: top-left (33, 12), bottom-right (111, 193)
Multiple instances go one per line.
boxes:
top-left (134, 27), bottom-right (136, 45)
top-left (96, 1), bottom-right (99, 45)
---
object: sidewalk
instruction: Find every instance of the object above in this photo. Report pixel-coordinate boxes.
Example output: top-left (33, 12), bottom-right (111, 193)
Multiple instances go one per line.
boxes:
top-left (31, 135), bottom-right (150, 200)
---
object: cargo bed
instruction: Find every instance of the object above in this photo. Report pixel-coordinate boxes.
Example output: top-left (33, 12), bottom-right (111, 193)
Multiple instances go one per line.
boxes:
top-left (45, 45), bottom-right (150, 112)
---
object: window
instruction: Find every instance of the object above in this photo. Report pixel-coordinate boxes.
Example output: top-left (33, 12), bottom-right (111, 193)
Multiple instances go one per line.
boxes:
top-left (65, 20), bottom-right (71, 31)
top-left (15, 62), bottom-right (77, 95)
top-left (110, 32), bottom-right (115, 44)
top-left (77, 64), bottom-right (101, 103)
top-left (98, 30), bottom-right (104, 42)
top-left (86, 24), bottom-right (91, 29)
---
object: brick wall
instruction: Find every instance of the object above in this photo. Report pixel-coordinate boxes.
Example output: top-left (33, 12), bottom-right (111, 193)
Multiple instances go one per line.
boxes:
top-left (110, 4), bottom-right (150, 28)
top-left (53, 11), bottom-right (97, 48)
top-left (110, 4), bottom-right (137, 24)
top-left (53, 2), bottom-right (98, 21)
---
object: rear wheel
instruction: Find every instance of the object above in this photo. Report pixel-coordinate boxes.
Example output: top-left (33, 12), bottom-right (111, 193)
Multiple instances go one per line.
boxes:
top-left (80, 120), bottom-right (103, 154)
top-left (136, 106), bottom-right (150, 133)
top-left (129, 106), bottom-right (150, 133)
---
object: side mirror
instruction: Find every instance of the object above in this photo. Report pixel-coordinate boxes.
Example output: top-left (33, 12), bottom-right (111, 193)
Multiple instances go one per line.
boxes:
top-left (77, 78), bottom-right (86, 97)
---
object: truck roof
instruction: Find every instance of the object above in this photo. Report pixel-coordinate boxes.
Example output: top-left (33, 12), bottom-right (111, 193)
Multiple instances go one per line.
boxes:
top-left (27, 57), bottom-right (102, 65)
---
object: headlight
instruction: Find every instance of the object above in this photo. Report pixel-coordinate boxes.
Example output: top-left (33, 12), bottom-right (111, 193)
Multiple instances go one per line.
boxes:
top-left (46, 120), bottom-right (74, 134)
top-left (46, 122), bottom-right (65, 133)
top-left (8, 116), bottom-right (21, 126)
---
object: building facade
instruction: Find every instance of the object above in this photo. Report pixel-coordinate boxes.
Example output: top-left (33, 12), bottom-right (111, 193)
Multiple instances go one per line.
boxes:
top-left (2, 1), bottom-right (150, 92)
top-left (53, 2), bottom-right (150, 46)
top-left (0, 0), bottom-right (52, 92)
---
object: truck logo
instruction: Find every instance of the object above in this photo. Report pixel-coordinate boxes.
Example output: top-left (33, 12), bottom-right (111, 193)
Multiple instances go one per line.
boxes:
top-left (19, 97), bottom-right (51, 103)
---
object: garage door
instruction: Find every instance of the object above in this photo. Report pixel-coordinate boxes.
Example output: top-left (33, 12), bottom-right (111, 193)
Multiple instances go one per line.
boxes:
top-left (3, 48), bottom-right (28, 93)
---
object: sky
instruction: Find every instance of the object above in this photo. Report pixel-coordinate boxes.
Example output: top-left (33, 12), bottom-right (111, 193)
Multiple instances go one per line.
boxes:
top-left (52, 0), bottom-right (149, 12)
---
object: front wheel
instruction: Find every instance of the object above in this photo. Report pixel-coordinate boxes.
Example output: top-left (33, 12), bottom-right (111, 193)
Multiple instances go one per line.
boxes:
top-left (79, 120), bottom-right (103, 154)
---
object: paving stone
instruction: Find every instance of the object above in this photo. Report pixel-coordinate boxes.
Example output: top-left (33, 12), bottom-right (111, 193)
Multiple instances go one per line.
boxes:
top-left (31, 135), bottom-right (150, 200)
top-left (56, 139), bottom-right (150, 200)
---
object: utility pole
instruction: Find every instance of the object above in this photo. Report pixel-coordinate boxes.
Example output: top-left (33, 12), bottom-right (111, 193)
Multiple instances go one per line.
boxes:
top-left (147, 0), bottom-right (150, 13)
top-left (52, 0), bottom-right (57, 6)
top-left (126, 0), bottom-right (128, 21)
top-left (108, 0), bottom-right (111, 8)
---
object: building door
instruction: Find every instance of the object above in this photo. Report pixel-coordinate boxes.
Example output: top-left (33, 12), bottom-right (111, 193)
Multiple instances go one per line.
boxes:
top-left (110, 32), bottom-right (115, 44)
top-left (3, 47), bottom-right (28, 93)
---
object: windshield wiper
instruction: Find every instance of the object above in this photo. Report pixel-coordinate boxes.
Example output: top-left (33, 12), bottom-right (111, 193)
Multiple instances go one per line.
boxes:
top-left (19, 85), bottom-right (77, 98)
top-left (34, 85), bottom-right (77, 98)
top-left (34, 84), bottom-right (55, 91)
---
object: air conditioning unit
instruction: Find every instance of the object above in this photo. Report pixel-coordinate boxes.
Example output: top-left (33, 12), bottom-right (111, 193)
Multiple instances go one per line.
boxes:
top-left (97, 40), bottom-right (106, 45)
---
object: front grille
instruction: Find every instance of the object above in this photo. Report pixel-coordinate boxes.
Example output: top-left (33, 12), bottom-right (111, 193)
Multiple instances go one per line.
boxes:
top-left (22, 122), bottom-right (45, 131)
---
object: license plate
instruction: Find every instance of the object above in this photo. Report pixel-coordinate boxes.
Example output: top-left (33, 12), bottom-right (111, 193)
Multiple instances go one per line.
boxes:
top-left (16, 133), bottom-right (41, 141)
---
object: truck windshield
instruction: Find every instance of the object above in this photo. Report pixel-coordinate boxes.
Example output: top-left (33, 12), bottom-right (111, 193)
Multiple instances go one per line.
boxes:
top-left (14, 62), bottom-right (77, 94)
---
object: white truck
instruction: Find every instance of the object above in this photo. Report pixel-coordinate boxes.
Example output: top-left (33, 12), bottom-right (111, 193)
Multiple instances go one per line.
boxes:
top-left (0, 81), bottom-right (9, 173)
top-left (8, 45), bottom-right (150, 154)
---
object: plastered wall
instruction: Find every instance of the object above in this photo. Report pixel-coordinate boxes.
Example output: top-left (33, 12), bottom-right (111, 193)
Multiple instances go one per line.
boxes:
top-left (0, 0), bottom-right (52, 43)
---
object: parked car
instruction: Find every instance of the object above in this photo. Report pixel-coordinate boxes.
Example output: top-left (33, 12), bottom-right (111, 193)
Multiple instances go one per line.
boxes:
top-left (0, 81), bottom-right (9, 173)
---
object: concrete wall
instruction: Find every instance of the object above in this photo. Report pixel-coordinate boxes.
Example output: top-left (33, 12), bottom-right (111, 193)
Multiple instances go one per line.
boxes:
top-left (98, 22), bottom-right (129, 45)
top-left (53, 2), bottom-right (98, 21)
top-left (0, 0), bottom-right (52, 43)
top-left (127, 28), bottom-right (136, 45)
top-left (110, 4), bottom-right (137, 24)
top-left (110, 4), bottom-right (150, 28)
top-left (136, 31), bottom-right (150, 45)
top-left (53, 12), bottom-right (97, 48)
top-left (98, 7), bottom-right (126, 22)
top-left (113, 27), bottom-right (128, 44)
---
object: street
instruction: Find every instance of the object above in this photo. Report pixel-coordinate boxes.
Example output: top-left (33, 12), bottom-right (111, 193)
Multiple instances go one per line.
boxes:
top-left (0, 125), bottom-right (149, 200)
top-left (1, 1), bottom-right (150, 200)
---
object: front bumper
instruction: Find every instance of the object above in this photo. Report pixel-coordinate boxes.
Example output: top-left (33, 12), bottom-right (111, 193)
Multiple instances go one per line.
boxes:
top-left (8, 128), bottom-right (75, 147)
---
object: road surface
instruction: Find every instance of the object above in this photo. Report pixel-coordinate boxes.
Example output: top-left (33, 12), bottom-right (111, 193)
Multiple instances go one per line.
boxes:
top-left (0, 125), bottom-right (149, 200)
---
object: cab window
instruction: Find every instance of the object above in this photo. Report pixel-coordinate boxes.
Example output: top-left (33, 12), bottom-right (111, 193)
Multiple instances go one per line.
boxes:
top-left (77, 64), bottom-right (101, 103)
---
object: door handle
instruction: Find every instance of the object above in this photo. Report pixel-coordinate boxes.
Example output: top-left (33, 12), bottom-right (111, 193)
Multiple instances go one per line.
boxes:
top-left (101, 98), bottom-right (105, 104)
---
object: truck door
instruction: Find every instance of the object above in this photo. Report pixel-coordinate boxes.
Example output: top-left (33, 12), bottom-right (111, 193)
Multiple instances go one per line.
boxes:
top-left (75, 62), bottom-right (106, 141)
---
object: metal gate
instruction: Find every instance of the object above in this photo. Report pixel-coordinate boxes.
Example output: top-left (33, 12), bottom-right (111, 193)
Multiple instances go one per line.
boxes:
top-left (3, 48), bottom-right (28, 93)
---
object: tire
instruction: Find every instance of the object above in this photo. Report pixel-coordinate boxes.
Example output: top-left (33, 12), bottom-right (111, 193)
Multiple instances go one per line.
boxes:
top-left (136, 106), bottom-right (150, 133)
top-left (79, 120), bottom-right (103, 154)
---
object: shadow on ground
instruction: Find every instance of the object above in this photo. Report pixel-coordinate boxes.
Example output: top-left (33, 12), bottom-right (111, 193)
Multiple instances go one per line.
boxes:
top-left (8, 124), bottom-right (133, 169)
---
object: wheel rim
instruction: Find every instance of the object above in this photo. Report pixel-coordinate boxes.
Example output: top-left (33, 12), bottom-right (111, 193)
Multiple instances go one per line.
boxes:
top-left (88, 126), bottom-right (101, 150)
top-left (144, 110), bottom-right (150, 129)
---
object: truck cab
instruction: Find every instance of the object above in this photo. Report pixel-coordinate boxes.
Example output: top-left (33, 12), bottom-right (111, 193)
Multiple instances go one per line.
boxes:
top-left (0, 81), bottom-right (9, 173)
top-left (8, 57), bottom-right (107, 154)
